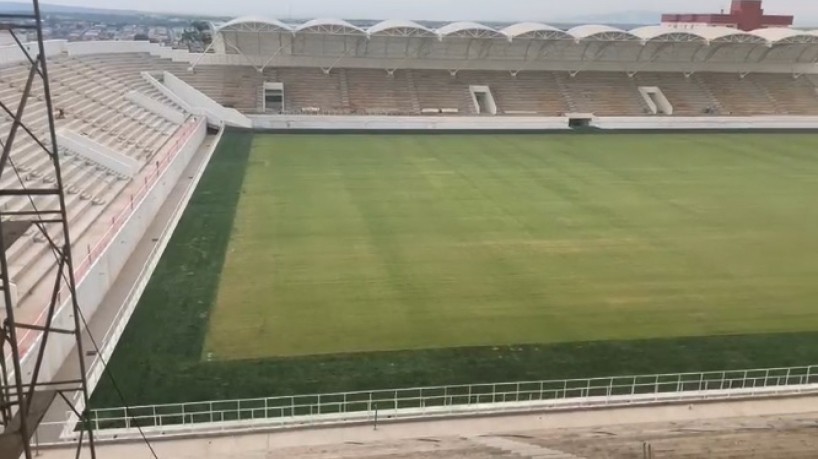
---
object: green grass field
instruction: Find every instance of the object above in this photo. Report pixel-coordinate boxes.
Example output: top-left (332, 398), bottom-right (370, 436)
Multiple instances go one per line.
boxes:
top-left (93, 131), bottom-right (818, 407)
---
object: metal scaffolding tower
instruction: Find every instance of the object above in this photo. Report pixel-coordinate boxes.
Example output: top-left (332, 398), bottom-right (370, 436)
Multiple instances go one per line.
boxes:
top-left (0, 1), bottom-right (97, 457)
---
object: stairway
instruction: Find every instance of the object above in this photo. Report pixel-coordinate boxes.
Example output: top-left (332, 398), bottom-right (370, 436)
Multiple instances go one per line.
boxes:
top-left (338, 68), bottom-right (351, 111)
top-left (748, 75), bottom-right (786, 114)
top-left (405, 69), bottom-right (421, 114)
top-left (553, 72), bottom-right (577, 113)
top-left (691, 73), bottom-right (724, 114)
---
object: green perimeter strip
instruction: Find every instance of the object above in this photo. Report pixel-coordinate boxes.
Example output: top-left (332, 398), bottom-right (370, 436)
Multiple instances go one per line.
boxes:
top-left (92, 129), bottom-right (254, 406)
top-left (92, 130), bottom-right (818, 407)
top-left (95, 332), bottom-right (818, 407)
top-left (243, 127), bottom-right (818, 135)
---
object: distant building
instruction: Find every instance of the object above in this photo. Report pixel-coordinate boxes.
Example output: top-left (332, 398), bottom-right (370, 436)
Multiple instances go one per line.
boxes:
top-left (661, 0), bottom-right (793, 31)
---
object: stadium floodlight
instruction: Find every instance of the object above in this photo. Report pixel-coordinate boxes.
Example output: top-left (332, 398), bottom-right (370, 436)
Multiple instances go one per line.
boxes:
top-left (0, 1), bottom-right (97, 458)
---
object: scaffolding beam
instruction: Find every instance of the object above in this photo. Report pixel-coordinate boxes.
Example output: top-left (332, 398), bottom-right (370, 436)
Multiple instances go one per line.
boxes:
top-left (0, 2), bottom-right (97, 458)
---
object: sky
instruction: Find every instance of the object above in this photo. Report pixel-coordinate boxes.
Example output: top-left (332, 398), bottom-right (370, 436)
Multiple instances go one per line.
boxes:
top-left (31, 0), bottom-right (818, 24)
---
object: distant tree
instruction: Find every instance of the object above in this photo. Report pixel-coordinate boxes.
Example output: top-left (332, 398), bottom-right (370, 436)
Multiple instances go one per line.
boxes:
top-left (134, 33), bottom-right (149, 41)
top-left (191, 20), bottom-right (210, 33)
top-left (180, 29), bottom-right (198, 50)
top-left (181, 20), bottom-right (212, 49)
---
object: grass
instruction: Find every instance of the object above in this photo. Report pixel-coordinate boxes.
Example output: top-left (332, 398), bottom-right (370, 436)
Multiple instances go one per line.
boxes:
top-left (93, 131), bottom-right (818, 407)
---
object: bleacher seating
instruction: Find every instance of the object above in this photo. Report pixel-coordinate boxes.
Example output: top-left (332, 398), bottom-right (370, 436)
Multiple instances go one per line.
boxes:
top-left (412, 70), bottom-right (475, 114)
top-left (456, 71), bottom-right (570, 115)
top-left (269, 67), bottom-right (347, 114)
top-left (150, 65), bottom-right (818, 117)
top-left (633, 72), bottom-right (721, 115)
top-left (0, 53), bottom-right (192, 319)
top-left (695, 73), bottom-right (781, 115)
top-left (344, 69), bottom-right (418, 115)
top-left (750, 73), bottom-right (818, 115)
top-left (5, 51), bottom-right (818, 321)
top-left (178, 64), bottom-right (262, 112)
top-left (560, 72), bottom-right (650, 115)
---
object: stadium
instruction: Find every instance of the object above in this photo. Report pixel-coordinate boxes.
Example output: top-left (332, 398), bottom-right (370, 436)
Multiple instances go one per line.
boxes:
top-left (5, 1), bottom-right (818, 457)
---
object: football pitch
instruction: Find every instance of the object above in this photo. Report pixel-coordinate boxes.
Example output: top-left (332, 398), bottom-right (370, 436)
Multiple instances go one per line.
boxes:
top-left (94, 131), bottom-right (818, 406)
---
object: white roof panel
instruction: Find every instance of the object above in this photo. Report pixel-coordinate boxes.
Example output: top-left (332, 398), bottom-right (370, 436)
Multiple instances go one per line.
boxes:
top-left (367, 20), bottom-right (435, 36)
top-left (295, 18), bottom-right (366, 34)
top-left (216, 16), bottom-right (292, 32)
top-left (691, 26), bottom-right (765, 42)
top-left (752, 27), bottom-right (818, 43)
top-left (436, 21), bottom-right (502, 37)
top-left (629, 25), bottom-right (706, 42)
top-left (568, 24), bottom-right (637, 40)
top-left (501, 22), bottom-right (570, 39)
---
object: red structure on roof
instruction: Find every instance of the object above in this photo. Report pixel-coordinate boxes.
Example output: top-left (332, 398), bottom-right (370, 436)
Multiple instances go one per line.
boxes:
top-left (661, 0), bottom-right (793, 31)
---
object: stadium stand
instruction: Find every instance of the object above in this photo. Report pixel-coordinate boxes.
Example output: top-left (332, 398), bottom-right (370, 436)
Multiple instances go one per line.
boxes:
top-left (162, 67), bottom-right (818, 117)
top-left (345, 69), bottom-right (418, 115)
top-left (560, 72), bottom-right (650, 115)
top-left (6, 17), bottom-right (818, 451)
top-left (696, 73), bottom-right (781, 115)
top-left (273, 67), bottom-right (346, 114)
top-left (632, 73), bottom-right (721, 115)
top-left (0, 54), bottom-right (195, 325)
top-left (3, 25), bottom-right (818, 319)
top-left (181, 64), bottom-right (262, 111)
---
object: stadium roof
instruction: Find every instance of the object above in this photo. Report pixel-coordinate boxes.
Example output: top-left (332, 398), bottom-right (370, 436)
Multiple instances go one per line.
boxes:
top-left (211, 17), bottom-right (818, 72)
top-left (215, 17), bottom-right (818, 45)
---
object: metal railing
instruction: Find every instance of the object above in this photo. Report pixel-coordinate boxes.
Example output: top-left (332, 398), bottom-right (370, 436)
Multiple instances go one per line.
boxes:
top-left (16, 117), bottom-right (204, 359)
top-left (57, 364), bottom-right (817, 437)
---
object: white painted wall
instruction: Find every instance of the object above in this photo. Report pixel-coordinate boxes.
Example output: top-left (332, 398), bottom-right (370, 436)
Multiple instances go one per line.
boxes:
top-left (638, 87), bottom-right (673, 115)
top-left (248, 114), bottom-right (818, 131)
top-left (162, 72), bottom-right (252, 128)
top-left (0, 40), bottom-right (66, 65)
top-left (126, 91), bottom-right (187, 124)
top-left (141, 72), bottom-right (193, 113)
top-left (82, 127), bottom-right (223, 401)
top-left (249, 114), bottom-right (570, 130)
top-left (15, 119), bottom-right (207, 388)
top-left (594, 115), bottom-right (818, 129)
top-left (66, 41), bottom-right (155, 56)
top-left (469, 85), bottom-right (497, 115)
top-left (57, 129), bottom-right (142, 178)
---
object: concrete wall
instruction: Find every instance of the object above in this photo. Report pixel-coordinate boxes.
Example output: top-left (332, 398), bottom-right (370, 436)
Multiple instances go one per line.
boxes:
top-left (126, 91), bottom-right (187, 124)
top-left (0, 40), bottom-right (66, 65)
top-left (162, 72), bottom-right (252, 128)
top-left (593, 115), bottom-right (818, 129)
top-left (83, 126), bottom-right (223, 399)
top-left (249, 114), bottom-right (570, 130)
top-left (249, 114), bottom-right (818, 131)
top-left (17, 118), bottom-right (207, 387)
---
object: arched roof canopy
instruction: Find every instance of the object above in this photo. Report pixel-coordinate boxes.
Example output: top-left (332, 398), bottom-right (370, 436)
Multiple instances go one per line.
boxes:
top-left (207, 16), bottom-right (818, 71)
top-left (568, 25), bottom-right (638, 41)
top-left (216, 16), bottom-right (292, 33)
top-left (693, 26), bottom-right (767, 44)
top-left (367, 20), bottom-right (436, 37)
top-left (501, 22), bottom-right (572, 41)
top-left (295, 18), bottom-right (366, 35)
top-left (753, 27), bottom-right (818, 44)
top-left (629, 26), bottom-right (707, 44)
top-left (436, 22), bottom-right (504, 39)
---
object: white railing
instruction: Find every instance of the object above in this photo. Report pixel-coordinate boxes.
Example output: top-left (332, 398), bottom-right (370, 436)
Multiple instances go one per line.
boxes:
top-left (39, 364), bottom-right (818, 443)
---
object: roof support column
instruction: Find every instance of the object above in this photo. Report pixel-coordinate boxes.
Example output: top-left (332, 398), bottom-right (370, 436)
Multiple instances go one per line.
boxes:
top-left (188, 40), bottom-right (215, 71)
top-left (321, 46), bottom-right (358, 74)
